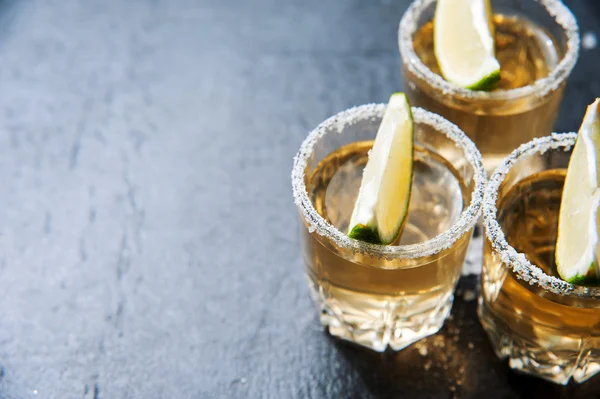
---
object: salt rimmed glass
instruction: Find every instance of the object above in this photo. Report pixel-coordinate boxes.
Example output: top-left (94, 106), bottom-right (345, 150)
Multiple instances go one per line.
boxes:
top-left (398, 0), bottom-right (580, 173)
top-left (292, 104), bottom-right (485, 352)
top-left (480, 133), bottom-right (600, 385)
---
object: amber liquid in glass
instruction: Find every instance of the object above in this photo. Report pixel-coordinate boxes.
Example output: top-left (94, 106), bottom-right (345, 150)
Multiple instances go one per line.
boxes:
top-left (406, 14), bottom-right (563, 172)
top-left (480, 170), bottom-right (600, 384)
top-left (303, 140), bottom-right (471, 351)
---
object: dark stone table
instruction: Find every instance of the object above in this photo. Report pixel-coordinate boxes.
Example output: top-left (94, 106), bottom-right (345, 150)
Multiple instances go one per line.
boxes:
top-left (0, 0), bottom-right (598, 398)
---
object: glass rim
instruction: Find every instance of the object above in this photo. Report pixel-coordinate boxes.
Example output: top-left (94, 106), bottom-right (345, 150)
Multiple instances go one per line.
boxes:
top-left (398, 0), bottom-right (580, 102)
top-left (291, 104), bottom-right (485, 260)
top-left (484, 133), bottom-right (600, 300)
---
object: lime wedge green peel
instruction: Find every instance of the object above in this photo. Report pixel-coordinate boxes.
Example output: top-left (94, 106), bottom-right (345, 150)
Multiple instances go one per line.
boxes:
top-left (556, 98), bottom-right (600, 285)
top-left (348, 93), bottom-right (414, 245)
top-left (434, 0), bottom-right (501, 90)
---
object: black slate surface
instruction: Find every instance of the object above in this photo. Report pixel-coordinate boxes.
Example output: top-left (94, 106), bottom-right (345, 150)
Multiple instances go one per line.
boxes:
top-left (0, 0), bottom-right (598, 398)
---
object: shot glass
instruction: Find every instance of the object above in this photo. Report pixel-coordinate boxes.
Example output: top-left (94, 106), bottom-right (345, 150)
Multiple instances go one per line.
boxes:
top-left (291, 105), bottom-right (485, 351)
top-left (480, 133), bottom-right (600, 384)
top-left (398, 0), bottom-right (579, 172)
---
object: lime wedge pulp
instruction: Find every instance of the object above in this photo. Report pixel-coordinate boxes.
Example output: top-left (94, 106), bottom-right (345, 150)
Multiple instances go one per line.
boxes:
top-left (434, 0), bottom-right (500, 90)
top-left (347, 93), bottom-right (414, 245)
top-left (556, 98), bottom-right (600, 285)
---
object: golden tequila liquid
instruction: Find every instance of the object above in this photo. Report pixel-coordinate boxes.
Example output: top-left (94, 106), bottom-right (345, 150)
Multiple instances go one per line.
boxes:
top-left (405, 14), bottom-right (564, 172)
top-left (479, 170), bottom-right (600, 384)
top-left (303, 141), bottom-right (472, 351)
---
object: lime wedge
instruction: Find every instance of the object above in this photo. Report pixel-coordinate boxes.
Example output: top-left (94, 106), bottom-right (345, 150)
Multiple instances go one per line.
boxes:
top-left (434, 0), bottom-right (500, 90)
top-left (556, 98), bottom-right (600, 285)
top-left (347, 93), bottom-right (414, 245)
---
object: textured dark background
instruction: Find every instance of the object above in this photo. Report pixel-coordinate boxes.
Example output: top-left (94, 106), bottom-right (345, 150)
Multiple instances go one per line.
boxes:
top-left (0, 0), bottom-right (598, 398)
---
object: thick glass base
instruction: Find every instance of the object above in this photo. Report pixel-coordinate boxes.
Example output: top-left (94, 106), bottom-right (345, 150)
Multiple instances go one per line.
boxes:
top-left (478, 298), bottom-right (600, 385)
top-left (309, 280), bottom-right (453, 352)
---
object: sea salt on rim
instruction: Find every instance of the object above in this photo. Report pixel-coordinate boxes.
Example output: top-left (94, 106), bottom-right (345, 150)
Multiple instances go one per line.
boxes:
top-left (484, 133), bottom-right (600, 300)
top-left (398, 0), bottom-right (580, 101)
top-left (291, 104), bottom-right (485, 260)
